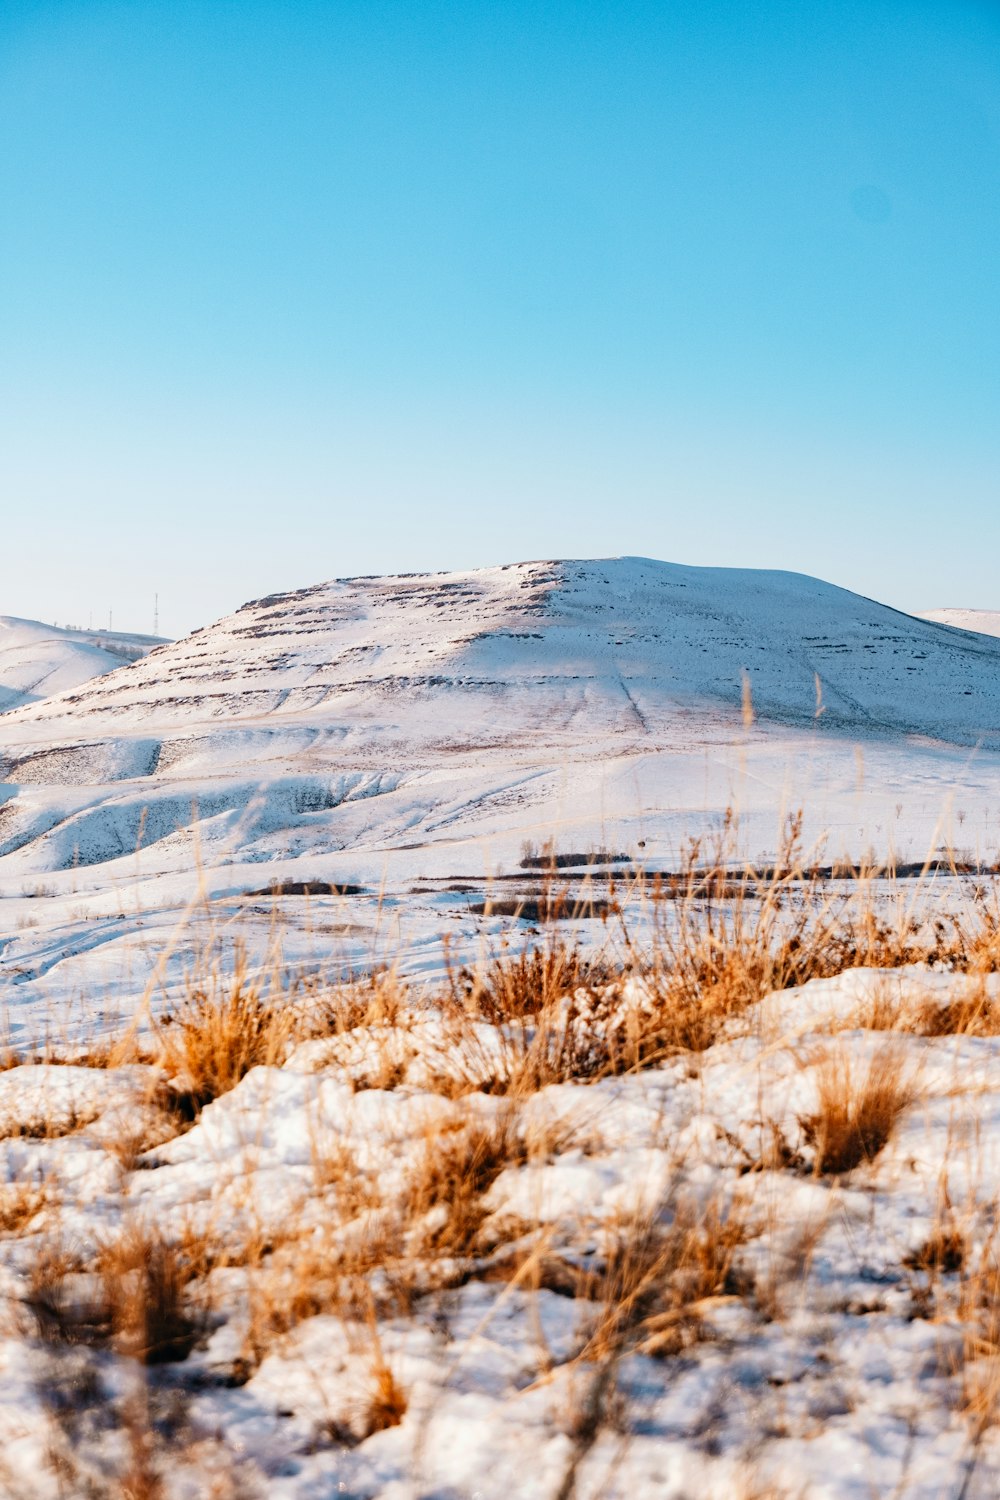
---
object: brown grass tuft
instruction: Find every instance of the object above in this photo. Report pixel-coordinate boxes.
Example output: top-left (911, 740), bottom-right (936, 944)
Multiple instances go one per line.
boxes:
top-left (0, 1179), bottom-right (47, 1234)
top-left (906, 1225), bottom-right (967, 1275)
top-left (803, 1044), bottom-right (914, 1174)
top-left (407, 1111), bottom-right (527, 1257)
top-left (456, 938), bottom-right (607, 1024)
top-left (917, 986), bottom-right (1000, 1038)
top-left (548, 1191), bottom-right (749, 1500)
top-left (365, 1356), bottom-right (408, 1435)
top-left (28, 1223), bottom-right (208, 1363)
top-left (304, 966), bottom-right (409, 1036)
top-left (636, 813), bottom-right (934, 1059)
top-left (156, 968), bottom-right (292, 1108)
top-left (97, 1225), bottom-right (205, 1363)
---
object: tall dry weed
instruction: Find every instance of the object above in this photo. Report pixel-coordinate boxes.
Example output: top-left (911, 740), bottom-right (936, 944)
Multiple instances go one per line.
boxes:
top-left (154, 949), bottom-right (294, 1106)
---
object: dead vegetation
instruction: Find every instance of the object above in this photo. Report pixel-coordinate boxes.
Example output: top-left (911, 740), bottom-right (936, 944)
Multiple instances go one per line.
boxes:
top-left (154, 952), bottom-right (295, 1108)
top-left (363, 1352), bottom-right (409, 1436)
top-left (454, 942), bottom-right (608, 1024)
top-left (444, 811), bottom-right (992, 1085)
top-left (632, 813), bottom-right (946, 1060)
top-left (240, 1107), bottom-right (538, 1363)
top-left (917, 986), bottom-right (1000, 1038)
top-left (545, 1191), bottom-right (750, 1500)
top-left (27, 1222), bottom-right (209, 1363)
top-left (407, 1111), bottom-right (528, 1257)
top-left (906, 1223), bottom-right (968, 1276)
top-left (580, 1194), bottom-right (751, 1361)
top-left (802, 1044), bottom-right (915, 1174)
top-left (0, 1178), bottom-right (47, 1233)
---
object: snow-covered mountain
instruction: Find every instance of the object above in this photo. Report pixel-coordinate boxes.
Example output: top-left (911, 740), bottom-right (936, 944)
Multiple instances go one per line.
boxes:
top-left (920, 607), bottom-right (1000, 639)
top-left (3, 557), bottom-right (1000, 883)
top-left (7, 557), bottom-right (1000, 744)
top-left (0, 615), bottom-right (166, 715)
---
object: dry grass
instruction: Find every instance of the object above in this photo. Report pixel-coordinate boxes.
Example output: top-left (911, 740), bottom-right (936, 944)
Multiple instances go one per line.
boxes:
top-left (906, 1224), bottom-right (968, 1276)
top-left (0, 1104), bottom-right (99, 1142)
top-left (406, 1110), bottom-right (528, 1257)
top-left (582, 1194), bottom-right (749, 1361)
top-left (242, 1107), bottom-right (534, 1361)
top-left (10, 815), bottom-right (1000, 1492)
top-left (455, 941), bottom-right (608, 1024)
top-left (949, 1227), bottom-right (1000, 1486)
top-left (362, 1348), bottom-right (408, 1436)
top-left (28, 1222), bottom-right (209, 1364)
top-left (917, 986), bottom-right (1000, 1038)
top-left (302, 965), bottom-right (408, 1036)
top-left (0, 1179), bottom-right (47, 1233)
top-left (633, 814), bottom-right (938, 1060)
top-left (802, 1044), bottom-right (915, 1174)
top-left (448, 812), bottom-right (970, 1086)
top-left (97, 1225), bottom-right (207, 1363)
top-left (545, 1191), bottom-right (750, 1500)
top-left (154, 963), bottom-right (294, 1108)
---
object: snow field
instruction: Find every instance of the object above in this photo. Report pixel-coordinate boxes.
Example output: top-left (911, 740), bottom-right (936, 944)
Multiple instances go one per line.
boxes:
top-left (2, 924), bottom-right (1000, 1495)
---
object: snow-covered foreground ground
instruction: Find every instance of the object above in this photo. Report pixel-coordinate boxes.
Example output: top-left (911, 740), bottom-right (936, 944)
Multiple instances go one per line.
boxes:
top-left (3, 956), bottom-right (1000, 1497)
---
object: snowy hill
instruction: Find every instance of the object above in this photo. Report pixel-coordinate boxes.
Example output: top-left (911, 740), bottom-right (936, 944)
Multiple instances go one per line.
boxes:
top-left (0, 615), bottom-right (166, 715)
top-left (3, 557), bottom-right (1000, 888)
top-left (4, 564), bottom-right (1000, 1496)
top-left (7, 557), bottom-right (1000, 744)
top-left (920, 607), bottom-right (1000, 638)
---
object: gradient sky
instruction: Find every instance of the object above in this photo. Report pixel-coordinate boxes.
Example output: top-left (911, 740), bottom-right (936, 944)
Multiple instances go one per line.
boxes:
top-left (1, 0), bottom-right (998, 637)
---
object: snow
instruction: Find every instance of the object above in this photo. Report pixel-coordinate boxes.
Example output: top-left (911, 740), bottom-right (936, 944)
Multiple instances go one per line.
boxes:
top-left (0, 968), bottom-right (999, 1494)
top-left (921, 608), bottom-right (1000, 638)
top-left (0, 614), bottom-right (166, 716)
top-left (2, 559), bottom-right (1000, 1492)
top-left (3, 558), bottom-right (1000, 1037)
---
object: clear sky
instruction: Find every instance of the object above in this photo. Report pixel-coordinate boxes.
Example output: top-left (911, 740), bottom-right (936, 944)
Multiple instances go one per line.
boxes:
top-left (1, 0), bottom-right (997, 637)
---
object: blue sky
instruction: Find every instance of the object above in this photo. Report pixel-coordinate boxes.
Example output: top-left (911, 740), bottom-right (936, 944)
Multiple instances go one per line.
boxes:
top-left (1, 0), bottom-right (997, 636)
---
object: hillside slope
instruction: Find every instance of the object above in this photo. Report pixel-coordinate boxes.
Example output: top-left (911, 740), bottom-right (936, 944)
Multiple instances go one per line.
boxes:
top-left (6, 557), bottom-right (1000, 745)
top-left (920, 607), bottom-right (1000, 638)
top-left (2, 557), bottom-right (1000, 887)
top-left (5, 558), bottom-right (1000, 1040)
top-left (0, 615), bottom-right (166, 715)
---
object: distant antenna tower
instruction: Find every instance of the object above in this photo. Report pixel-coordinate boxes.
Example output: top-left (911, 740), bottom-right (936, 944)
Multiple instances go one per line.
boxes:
top-left (154, 593), bottom-right (159, 637)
